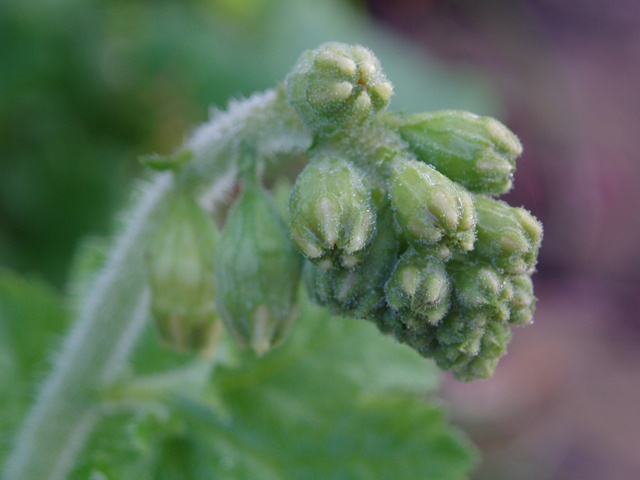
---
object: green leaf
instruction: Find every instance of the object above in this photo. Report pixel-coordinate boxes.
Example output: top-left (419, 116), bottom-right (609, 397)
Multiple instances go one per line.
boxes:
top-left (70, 292), bottom-right (476, 479)
top-left (171, 391), bottom-right (476, 480)
top-left (183, 294), bottom-right (476, 479)
top-left (238, 288), bottom-right (442, 396)
top-left (0, 309), bottom-right (23, 463)
top-left (68, 409), bottom-right (181, 480)
top-left (0, 268), bottom-right (68, 376)
top-left (0, 268), bottom-right (69, 462)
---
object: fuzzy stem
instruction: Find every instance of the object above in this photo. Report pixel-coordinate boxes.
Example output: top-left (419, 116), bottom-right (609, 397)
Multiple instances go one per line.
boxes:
top-left (2, 174), bottom-right (171, 480)
top-left (2, 88), bottom-right (311, 480)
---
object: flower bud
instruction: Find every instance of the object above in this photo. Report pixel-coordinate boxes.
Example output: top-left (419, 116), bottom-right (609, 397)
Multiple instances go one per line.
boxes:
top-left (397, 111), bottom-right (522, 195)
top-left (214, 178), bottom-right (302, 356)
top-left (435, 309), bottom-right (487, 365)
top-left (303, 202), bottom-right (400, 319)
top-left (285, 42), bottom-right (393, 133)
top-left (508, 274), bottom-right (536, 325)
top-left (454, 321), bottom-right (511, 382)
top-left (146, 191), bottom-right (221, 355)
top-left (433, 309), bottom-right (511, 382)
top-left (449, 261), bottom-right (513, 322)
top-left (388, 156), bottom-right (476, 255)
top-left (472, 197), bottom-right (543, 275)
top-left (387, 295), bottom-right (515, 382)
top-left (385, 247), bottom-right (451, 330)
top-left (288, 154), bottom-right (376, 269)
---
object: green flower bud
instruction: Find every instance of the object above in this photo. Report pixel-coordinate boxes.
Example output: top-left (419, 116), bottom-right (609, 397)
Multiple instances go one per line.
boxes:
top-left (285, 42), bottom-right (393, 133)
top-left (214, 178), bottom-right (302, 356)
top-left (388, 156), bottom-right (476, 256)
top-left (396, 111), bottom-right (522, 195)
top-left (385, 247), bottom-right (451, 330)
top-left (288, 154), bottom-right (376, 269)
top-left (433, 311), bottom-right (487, 371)
top-left (453, 321), bottom-right (511, 382)
top-left (449, 261), bottom-right (513, 322)
top-left (386, 295), bottom-right (516, 382)
top-left (433, 309), bottom-right (511, 382)
top-left (146, 191), bottom-right (221, 355)
top-left (508, 274), bottom-right (536, 325)
top-left (472, 197), bottom-right (543, 275)
top-left (303, 202), bottom-right (400, 319)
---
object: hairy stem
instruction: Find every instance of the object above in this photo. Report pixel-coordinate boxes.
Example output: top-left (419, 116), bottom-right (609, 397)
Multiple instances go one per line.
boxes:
top-left (2, 174), bottom-right (171, 480)
top-left (2, 88), bottom-right (311, 480)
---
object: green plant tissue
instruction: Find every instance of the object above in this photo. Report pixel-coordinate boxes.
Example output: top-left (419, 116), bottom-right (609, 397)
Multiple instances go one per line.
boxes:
top-left (67, 292), bottom-right (477, 480)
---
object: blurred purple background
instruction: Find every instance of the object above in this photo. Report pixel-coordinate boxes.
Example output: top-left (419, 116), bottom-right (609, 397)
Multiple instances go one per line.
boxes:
top-left (365, 1), bottom-right (640, 478)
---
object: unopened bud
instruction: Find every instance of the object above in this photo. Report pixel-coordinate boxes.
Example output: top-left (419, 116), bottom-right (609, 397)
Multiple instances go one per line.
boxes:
top-left (214, 178), bottom-right (302, 356)
top-left (397, 111), bottom-right (522, 195)
top-left (392, 321), bottom-right (439, 358)
top-left (451, 321), bottom-right (511, 382)
top-left (303, 202), bottom-right (399, 319)
top-left (472, 197), bottom-right (543, 275)
top-left (433, 309), bottom-right (511, 382)
top-left (449, 261), bottom-right (513, 322)
top-left (288, 154), bottom-right (376, 269)
top-left (385, 247), bottom-right (451, 330)
top-left (285, 42), bottom-right (393, 133)
top-left (388, 156), bottom-right (476, 255)
top-left (146, 191), bottom-right (221, 355)
top-left (435, 309), bottom-right (487, 367)
top-left (508, 274), bottom-right (536, 325)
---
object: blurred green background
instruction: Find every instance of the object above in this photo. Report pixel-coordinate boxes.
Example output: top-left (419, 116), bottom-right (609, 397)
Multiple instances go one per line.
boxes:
top-left (2, 0), bottom-right (640, 479)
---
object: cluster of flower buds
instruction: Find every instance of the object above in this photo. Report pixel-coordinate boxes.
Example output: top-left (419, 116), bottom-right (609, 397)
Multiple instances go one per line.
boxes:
top-left (285, 42), bottom-right (543, 381)
top-left (144, 42), bottom-right (542, 380)
top-left (302, 202), bottom-right (399, 319)
top-left (384, 256), bottom-right (537, 382)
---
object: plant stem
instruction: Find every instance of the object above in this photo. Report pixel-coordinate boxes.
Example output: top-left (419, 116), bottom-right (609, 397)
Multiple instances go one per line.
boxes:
top-left (2, 174), bottom-right (171, 480)
top-left (2, 88), bottom-right (311, 480)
